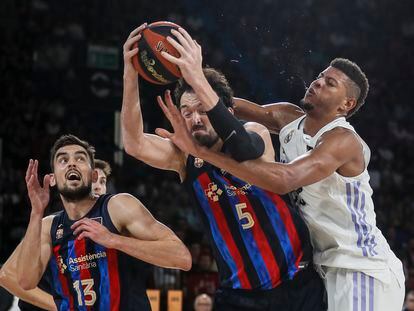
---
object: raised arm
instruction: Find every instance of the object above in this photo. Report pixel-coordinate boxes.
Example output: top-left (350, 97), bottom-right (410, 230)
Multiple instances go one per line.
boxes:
top-left (233, 98), bottom-right (304, 134)
top-left (17, 160), bottom-right (53, 290)
top-left (0, 242), bottom-right (56, 310)
top-left (71, 194), bottom-right (192, 271)
top-left (121, 25), bottom-right (186, 177)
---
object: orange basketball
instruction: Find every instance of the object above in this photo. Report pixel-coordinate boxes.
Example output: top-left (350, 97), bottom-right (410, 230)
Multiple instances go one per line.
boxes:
top-left (132, 21), bottom-right (182, 85)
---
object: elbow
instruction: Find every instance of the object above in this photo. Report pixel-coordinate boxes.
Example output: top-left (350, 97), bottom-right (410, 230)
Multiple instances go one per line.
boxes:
top-left (0, 269), bottom-right (7, 287)
top-left (18, 276), bottom-right (36, 291)
top-left (180, 247), bottom-right (192, 272)
top-left (123, 139), bottom-right (142, 159)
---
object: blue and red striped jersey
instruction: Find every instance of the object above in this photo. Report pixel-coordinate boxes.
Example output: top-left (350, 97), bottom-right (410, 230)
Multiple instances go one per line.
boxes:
top-left (184, 155), bottom-right (313, 290)
top-left (49, 194), bottom-right (151, 310)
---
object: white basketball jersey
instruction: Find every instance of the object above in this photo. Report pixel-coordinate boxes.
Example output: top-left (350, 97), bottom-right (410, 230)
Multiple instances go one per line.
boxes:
top-left (279, 115), bottom-right (404, 284)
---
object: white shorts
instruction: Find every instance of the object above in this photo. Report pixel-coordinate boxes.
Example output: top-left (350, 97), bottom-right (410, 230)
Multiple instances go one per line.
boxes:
top-left (322, 267), bottom-right (404, 311)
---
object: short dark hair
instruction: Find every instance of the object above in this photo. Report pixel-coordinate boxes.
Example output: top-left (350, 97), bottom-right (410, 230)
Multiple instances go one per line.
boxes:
top-left (50, 134), bottom-right (95, 171)
top-left (174, 67), bottom-right (234, 108)
top-left (330, 58), bottom-right (369, 118)
top-left (94, 159), bottom-right (112, 177)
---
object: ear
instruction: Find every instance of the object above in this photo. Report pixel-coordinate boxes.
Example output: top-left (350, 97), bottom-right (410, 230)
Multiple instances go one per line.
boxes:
top-left (92, 169), bottom-right (98, 183)
top-left (49, 173), bottom-right (56, 187)
top-left (340, 98), bottom-right (357, 115)
top-left (228, 107), bottom-right (234, 115)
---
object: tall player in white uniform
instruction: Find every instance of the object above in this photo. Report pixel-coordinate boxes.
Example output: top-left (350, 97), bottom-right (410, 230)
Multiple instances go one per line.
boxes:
top-left (157, 57), bottom-right (405, 311)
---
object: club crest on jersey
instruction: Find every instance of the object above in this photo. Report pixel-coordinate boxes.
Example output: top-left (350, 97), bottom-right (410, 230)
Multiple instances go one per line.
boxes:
top-left (194, 157), bottom-right (204, 168)
top-left (284, 130), bottom-right (294, 144)
top-left (204, 182), bottom-right (223, 202)
top-left (56, 224), bottom-right (64, 240)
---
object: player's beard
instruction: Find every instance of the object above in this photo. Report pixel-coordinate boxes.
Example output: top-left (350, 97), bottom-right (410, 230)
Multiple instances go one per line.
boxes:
top-left (194, 132), bottom-right (219, 148)
top-left (58, 182), bottom-right (92, 202)
top-left (300, 99), bottom-right (314, 112)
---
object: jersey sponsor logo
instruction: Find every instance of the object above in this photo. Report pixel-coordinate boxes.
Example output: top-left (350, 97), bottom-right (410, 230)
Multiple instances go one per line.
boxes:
top-left (284, 130), bottom-right (294, 144)
top-left (68, 251), bottom-right (107, 272)
top-left (57, 255), bottom-right (68, 274)
top-left (225, 183), bottom-right (251, 197)
top-left (204, 182), bottom-right (223, 202)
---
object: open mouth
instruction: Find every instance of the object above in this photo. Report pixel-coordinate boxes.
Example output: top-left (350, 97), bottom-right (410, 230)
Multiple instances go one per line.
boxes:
top-left (192, 126), bottom-right (206, 133)
top-left (65, 170), bottom-right (81, 181)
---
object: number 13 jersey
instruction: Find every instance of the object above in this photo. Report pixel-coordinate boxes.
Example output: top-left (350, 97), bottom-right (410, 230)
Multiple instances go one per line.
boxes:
top-left (49, 194), bottom-right (151, 311)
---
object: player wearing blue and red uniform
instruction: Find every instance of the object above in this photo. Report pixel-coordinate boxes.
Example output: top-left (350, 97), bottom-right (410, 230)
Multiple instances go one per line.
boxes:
top-left (122, 25), bottom-right (326, 310)
top-left (184, 155), bottom-right (311, 291)
top-left (49, 194), bottom-right (152, 310)
top-left (16, 134), bottom-right (191, 310)
top-left (0, 159), bottom-right (114, 310)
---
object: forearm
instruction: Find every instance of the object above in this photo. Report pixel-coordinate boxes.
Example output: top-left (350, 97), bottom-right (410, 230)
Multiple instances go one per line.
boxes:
top-left (17, 288), bottom-right (56, 311)
top-left (0, 277), bottom-right (55, 311)
top-left (233, 98), bottom-right (269, 124)
top-left (121, 75), bottom-right (145, 152)
top-left (109, 234), bottom-right (191, 271)
top-left (0, 246), bottom-right (56, 310)
top-left (191, 77), bottom-right (219, 111)
top-left (198, 147), bottom-right (291, 194)
top-left (17, 213), bottom-right (44, 289)
top-left (206, 100), bottom-right (265, 161)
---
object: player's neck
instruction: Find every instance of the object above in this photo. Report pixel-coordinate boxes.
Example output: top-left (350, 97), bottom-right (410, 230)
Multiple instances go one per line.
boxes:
top-left (303, 114), bottom-right (343, 137)
top-left (209, 139), bottom-right (223, 152)
top-left (61, 195), bottom-right (97, 220)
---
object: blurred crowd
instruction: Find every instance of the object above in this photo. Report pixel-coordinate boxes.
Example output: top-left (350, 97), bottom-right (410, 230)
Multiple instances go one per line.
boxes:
top-left (0, 0), bottom-right (413, 309)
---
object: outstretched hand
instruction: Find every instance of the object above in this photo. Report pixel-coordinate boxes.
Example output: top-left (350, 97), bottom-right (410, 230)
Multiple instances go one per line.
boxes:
top-left (25, 159), bottom-right (51, 215)
top-left (160, 27), bottom-right (205, 88)
top-left (123, 23), bottom-right (147, 77)
top-left (155, 90), bottom-right (203, 157)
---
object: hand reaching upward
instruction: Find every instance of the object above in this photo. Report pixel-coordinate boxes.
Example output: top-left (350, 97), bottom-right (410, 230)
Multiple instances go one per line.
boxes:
top-left (25, 159), bottom-right (51, 216)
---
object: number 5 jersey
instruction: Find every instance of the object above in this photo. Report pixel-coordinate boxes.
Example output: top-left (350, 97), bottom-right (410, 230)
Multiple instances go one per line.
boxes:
top-left (184, 155), bottom-right (313, 290)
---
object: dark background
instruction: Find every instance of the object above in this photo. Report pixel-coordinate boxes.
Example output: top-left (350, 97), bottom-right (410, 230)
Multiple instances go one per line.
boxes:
top-left (1, 0), bottom-right (413, 308)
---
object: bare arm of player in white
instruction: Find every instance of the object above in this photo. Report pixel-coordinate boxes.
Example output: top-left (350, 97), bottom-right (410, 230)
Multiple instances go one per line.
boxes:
top-left (121, 24), bottom-right (186, 178)
top-left (0, 242), bottom-right (56, 310)
top-left (232, 98), bottom-right (304, 134)
top-left (71, 193), bottom-right (192, 271)
top-left (156, 92), bottom-right (364, 194)
top-left (17, 160), bottom-right (53, 290)
top-left (197, 128), bottom-right (364, 193)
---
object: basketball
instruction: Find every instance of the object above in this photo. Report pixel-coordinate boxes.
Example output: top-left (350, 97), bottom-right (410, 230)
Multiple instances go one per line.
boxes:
top-left (132, 21), bottom-right (182, 85)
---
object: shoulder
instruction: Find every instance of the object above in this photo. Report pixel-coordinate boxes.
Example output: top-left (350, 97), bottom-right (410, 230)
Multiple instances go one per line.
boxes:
top-left (318, 127), bottom-right (359, 145)
top-left (108, 193), bottom-right (145, 211)
top-left (107, 193), bottom-right (147, 222)
top-left (243, 121), bottom-right (269, 134)
top-left (316, 127), bottom-right (362, 158)
top-left (42, 214), bottom-right (57, 227)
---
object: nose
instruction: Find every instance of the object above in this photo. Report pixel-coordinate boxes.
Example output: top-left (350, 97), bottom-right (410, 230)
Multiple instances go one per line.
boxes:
top-left (313, 77), bottom-right (323, 89)
top-left (192, 111), bottom-right (202, 124)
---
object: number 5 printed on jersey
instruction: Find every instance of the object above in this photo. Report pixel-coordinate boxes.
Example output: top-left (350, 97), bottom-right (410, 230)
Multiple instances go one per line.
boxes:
top-left (235, 203), bottom-right (255, 229)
